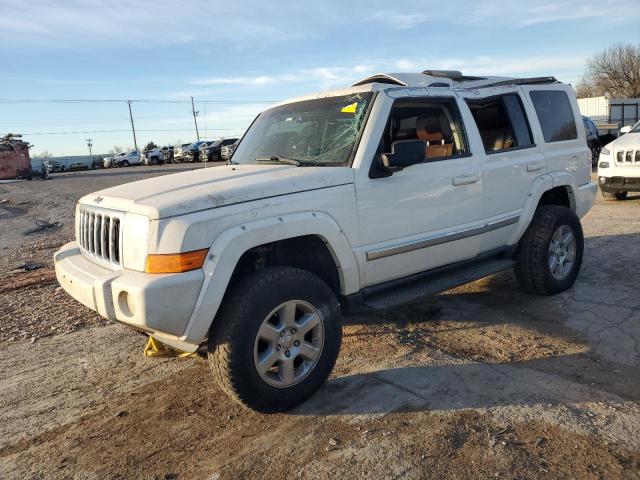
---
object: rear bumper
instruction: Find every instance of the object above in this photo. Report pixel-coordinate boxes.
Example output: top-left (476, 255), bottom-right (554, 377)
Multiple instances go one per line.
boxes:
top-left (54, 242), bottom-right (204, 351)
top-left (575, 181), bottom-right (597, 218)
top-left (598, 175), bottom-right (640, 192)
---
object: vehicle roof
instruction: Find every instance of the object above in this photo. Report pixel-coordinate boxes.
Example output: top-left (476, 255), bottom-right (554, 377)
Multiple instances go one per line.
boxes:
top-left (274, 70), bottom-right (561, 107)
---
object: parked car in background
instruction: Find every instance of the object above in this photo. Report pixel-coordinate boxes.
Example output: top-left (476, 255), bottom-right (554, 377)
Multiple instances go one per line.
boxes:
top-left (44, 160), bottom-right (65, 173)
top-left (68, 162), bottom-right (89, 172)
top-left (220, 139), bottom-right (239, 161)
top-left (143, 146), bottom-right (173, 165)
top-left (597, 120), bottom-right (640, 200)
top-left (173, 143), bottom-right (192, 163)
top-left (114, 151), bottom-right (141, 167)
top-left (583, 116), bottom-right (602, 167)
top-left (103, 155), bottom-right (115, 168)
top-left (198, 141), bottom-right (217, 161)
top-left (91, 158), bottom-right (104, 169)
top-left (180, 141), bottom-right (206, 162)
top-left (203, 138), bottom-right (238, 162)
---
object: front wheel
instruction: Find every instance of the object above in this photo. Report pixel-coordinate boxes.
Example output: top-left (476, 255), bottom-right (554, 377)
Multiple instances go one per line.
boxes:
top-left (515, 205), bottom-right (584, 296)
top-left (208, 267), bottom-right (342, 412)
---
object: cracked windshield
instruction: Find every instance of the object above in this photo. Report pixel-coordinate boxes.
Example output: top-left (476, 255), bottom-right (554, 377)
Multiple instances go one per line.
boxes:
top-left (231, 93), bottom-right (373, 166)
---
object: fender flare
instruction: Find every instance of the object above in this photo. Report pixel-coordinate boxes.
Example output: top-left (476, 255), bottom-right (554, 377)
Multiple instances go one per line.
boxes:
top-left (508, 172), bottom-right (577, 245)
top-left (180, 211), bottom-right (359, 344)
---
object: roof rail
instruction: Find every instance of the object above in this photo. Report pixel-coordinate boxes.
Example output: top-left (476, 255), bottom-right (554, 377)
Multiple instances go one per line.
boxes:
top-left (474, 76), bottom-right (558, 89)
top-left (421, 70), bottom-right (463, 80)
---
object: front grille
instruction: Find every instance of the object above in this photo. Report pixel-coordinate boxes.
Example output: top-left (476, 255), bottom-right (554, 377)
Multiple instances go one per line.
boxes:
top-left (615, 149), bottom-right (640, 165)
top-left (78, 207), bottom-right (123, 267)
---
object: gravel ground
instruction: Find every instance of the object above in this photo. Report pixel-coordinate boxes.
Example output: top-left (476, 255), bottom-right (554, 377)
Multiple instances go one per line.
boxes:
top-left (0, 166), bottom-right (639, 479)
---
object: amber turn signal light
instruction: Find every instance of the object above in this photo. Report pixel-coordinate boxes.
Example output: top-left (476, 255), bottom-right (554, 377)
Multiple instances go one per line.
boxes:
top-left (145, 248), bottom-right (208, 273)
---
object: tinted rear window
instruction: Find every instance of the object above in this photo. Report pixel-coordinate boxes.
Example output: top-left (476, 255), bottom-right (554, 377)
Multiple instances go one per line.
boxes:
top-left (529, 90), bottom-right (577, 142)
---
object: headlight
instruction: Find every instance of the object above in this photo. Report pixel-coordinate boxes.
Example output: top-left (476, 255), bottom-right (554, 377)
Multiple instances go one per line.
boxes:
top-left (600, 147), bottom-right (610, 156)
top-left (599, 161), bottom-right (609, 168)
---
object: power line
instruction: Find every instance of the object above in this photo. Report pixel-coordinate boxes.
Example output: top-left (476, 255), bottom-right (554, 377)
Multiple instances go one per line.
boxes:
top-left (20, 128), bottom-right (236, 136)
top-left (0, 98), bottom-right (279, 104)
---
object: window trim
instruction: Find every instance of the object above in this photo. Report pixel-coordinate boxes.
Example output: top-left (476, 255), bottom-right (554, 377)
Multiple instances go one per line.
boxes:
top-left (466, 93), bottom-right (536, 154)
top-left (369, 96), bottom-right (472, 178)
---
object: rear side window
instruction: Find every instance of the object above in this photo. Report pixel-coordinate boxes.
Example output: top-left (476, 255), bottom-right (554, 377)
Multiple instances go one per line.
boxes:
top-left (529, 90), bottom-right (577, 142)
top-left (467, 94), bottom-right (533, 153)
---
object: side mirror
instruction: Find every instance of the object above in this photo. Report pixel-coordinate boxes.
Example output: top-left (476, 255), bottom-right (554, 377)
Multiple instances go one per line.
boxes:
top-left (381, 140), bottom-right (427, 172)
top-left (620, 125), bottom-right (631, 135)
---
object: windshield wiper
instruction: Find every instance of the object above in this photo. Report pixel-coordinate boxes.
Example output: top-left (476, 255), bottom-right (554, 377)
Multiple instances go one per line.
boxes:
top-left (255, 156), bottom-right (301, 166)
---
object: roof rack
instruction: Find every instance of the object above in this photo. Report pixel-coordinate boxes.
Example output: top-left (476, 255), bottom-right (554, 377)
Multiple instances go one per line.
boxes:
top-left (474, 76), bottom-right (558, 89)
top-left (421, 70), bottom-right (463, 80)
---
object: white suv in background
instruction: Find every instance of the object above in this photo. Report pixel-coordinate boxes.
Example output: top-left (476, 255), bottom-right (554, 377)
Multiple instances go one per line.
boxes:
top-left (55, 70), bottom-right (596, 412)
top-left (597, 121), bottom-right (640, 200)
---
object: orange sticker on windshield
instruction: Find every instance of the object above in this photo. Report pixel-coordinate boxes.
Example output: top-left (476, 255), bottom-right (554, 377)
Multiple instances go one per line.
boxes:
top-left (340, 102), bottom-right (357, 113)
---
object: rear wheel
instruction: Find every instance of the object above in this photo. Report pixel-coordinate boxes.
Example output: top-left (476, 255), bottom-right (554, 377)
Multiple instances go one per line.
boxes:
top-left (121, 160), bottom-right (129, 167)
top-left (515, 205), bottom-right (583, 296)
top-left (208, 266), bottom-right (342, 412)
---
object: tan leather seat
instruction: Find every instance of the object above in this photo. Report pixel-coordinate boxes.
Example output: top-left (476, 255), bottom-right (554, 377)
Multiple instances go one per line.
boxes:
top-left (415, 113), bottom-right (454, 159)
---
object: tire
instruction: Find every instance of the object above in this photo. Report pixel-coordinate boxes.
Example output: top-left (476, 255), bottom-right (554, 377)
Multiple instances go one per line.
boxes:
top-left (601, 190), bottom-right (627, 201)
top-left (121, 160), bottom-right (129, 167)
top-left (208, 266), bottom-right (342, 413)
top-left (515, 205), bottom-right (584, 296)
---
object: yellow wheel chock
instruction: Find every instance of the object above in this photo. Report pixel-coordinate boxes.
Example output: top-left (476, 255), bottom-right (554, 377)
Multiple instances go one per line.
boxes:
top-left (143, 335), bottom-right (201, 358)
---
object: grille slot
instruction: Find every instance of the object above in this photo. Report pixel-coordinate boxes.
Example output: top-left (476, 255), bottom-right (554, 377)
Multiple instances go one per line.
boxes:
top-left (78, 207), bottom-right (122, 267)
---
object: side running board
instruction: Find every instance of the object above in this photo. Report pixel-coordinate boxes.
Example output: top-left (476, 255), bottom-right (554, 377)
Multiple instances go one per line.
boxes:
top-left (361, 257), bottom-right (515, 311)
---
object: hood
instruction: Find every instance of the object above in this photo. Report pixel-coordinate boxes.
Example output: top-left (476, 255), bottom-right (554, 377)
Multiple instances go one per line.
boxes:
top-left (609, 132), bottom-right (640, 151)
top-left (80, 164), bottom-right (354, 219)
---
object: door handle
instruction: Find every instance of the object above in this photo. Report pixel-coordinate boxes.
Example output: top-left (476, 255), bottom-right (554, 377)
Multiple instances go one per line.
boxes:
top-left (527, 162), bottom-right (545, 172)
top-left (452, 174), bottom-right (480, 186)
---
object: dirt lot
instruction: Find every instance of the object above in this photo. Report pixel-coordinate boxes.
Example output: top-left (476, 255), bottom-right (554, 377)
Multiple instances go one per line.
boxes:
top-left (1, 165), bottom-right (639, 479)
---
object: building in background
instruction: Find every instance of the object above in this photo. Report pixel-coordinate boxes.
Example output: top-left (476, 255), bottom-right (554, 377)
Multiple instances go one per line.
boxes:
top-left (577, 97), bottom-right (640, 141)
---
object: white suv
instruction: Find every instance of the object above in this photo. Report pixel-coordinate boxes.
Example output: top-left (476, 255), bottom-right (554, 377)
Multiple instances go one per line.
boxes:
top-left (54, 70), bottom-right (596, 412)
top-left (597, 121), bottom-right (640, 200)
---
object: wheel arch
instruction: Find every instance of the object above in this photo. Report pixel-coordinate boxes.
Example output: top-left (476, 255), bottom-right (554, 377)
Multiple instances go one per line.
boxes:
top-left (509, 173), bottom-right (577, 245)
top-left (180, 212), bottom-right (359, 345)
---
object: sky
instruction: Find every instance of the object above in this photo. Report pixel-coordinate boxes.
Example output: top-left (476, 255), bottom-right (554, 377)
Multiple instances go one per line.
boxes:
top-left (1, 0), bottom-right (639, 157)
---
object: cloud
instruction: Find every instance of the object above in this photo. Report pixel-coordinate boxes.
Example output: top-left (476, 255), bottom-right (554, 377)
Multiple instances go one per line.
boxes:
top-left (368, 11), bottom-right (427, 29)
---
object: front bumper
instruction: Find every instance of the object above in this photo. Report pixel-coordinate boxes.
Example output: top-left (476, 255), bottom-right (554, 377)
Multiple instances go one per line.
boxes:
top-left (54, 242), bottom-right (204, 351)
top-left (598, 175), bottom-right (640, 192)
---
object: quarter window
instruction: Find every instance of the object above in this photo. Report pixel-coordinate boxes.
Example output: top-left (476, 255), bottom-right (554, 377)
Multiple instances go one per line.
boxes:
top-left (529, 90), bottom-right (577, 142)
top-left (467, 94), bottom-right (533, 153)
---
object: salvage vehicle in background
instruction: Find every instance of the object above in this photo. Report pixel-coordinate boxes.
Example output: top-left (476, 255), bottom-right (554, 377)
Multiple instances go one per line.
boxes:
top-left (68, 162), bottom-right (89, 172)
top-left (55, 69), bottom-right (596, 413)
top-left (202, 138), bottom-right (238, 162)
top-left (583, 116), bottom-right (602, 167)
top-left (172, 143), bottom-right (191, 163)
top-left (143, 146), bottom-right (173, 165)
top-left (220, 139), bottom-right (239, 161)
top-left (597, 120), bottom-right (640, 200)
top-left (181, 141), bottom-right (206, 162)
top-left (44, 160), bottom-right (65, 173)
top-left (113, 151), bottom-right (141, 167)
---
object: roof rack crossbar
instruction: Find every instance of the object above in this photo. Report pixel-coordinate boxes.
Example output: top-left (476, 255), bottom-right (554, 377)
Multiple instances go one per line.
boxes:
top-left (473, 76), bottom-right (558, 89)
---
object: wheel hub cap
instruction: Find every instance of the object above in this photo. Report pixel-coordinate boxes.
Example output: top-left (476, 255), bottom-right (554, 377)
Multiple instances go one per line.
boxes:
top-left (548, 225), bottom-right (577, 281)
top-left (253, 300), bottom-right (325, 388)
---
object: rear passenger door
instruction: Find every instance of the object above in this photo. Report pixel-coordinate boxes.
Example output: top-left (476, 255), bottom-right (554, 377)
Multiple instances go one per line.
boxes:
top-left (461, 91), bottom-right (544, 252)
top-left (522, 86), bottom-right (591, 186)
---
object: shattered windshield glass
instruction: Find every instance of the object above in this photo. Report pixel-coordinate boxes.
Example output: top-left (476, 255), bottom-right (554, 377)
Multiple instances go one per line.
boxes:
top-left (232, 92), bottom-right (374, 166)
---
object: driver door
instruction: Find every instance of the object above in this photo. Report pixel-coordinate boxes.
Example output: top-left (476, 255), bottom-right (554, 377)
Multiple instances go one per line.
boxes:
top-left (354, 95), bottom-right (484, 287)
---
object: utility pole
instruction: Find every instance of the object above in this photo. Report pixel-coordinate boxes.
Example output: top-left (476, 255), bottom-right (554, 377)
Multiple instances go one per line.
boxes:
top-left (85, 138), bottom-right (94, 167)
top-left (127, 100), bottom-right (139, 152)
top-left (191, 96), bottom-right (200, 141)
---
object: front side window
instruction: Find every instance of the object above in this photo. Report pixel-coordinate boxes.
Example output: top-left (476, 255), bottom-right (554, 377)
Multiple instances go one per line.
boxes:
top-left (380, 98), bottom-right (469, 160)
top-left (467, 94), bottom-right (533, 153)
top-left (232, 93), bottom-right (374, 166)
top-left (529, 90), bottom-right (577, 142)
